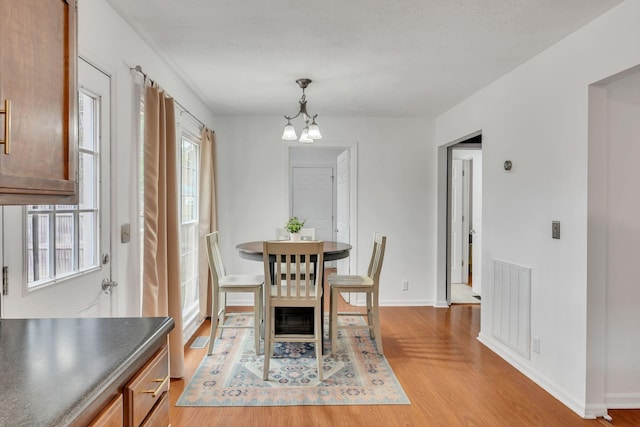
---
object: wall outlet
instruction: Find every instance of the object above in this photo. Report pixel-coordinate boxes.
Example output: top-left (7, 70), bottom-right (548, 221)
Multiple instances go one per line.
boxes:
top-left (402, 280), bottom-right (409, 291)
top-left (533, 336), bottom-right (541, 354)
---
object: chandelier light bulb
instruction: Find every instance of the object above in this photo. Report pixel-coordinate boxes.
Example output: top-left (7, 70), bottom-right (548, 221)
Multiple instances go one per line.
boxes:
top-left (282, 120), bottom-right (297, 140)
top-left (299, 126), bottom-right (313, 143)
top-left (308, 116), bottom-right (322, 140)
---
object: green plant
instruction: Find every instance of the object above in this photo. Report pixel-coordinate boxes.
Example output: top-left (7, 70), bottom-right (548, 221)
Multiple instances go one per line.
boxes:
top-left (285, 217), bottom-right (305, 233)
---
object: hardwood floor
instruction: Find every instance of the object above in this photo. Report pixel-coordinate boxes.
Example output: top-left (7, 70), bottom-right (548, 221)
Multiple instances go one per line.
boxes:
top-left (169, 303), bottom-right (639, 426)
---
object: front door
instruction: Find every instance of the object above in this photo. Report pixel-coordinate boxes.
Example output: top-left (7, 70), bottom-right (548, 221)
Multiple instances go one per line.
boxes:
top-left (0, 58), bottom-right (113, 318)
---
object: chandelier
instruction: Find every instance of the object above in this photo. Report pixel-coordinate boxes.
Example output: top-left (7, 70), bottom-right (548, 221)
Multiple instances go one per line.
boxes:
top-left (281, 78), bottom-right (322, 143)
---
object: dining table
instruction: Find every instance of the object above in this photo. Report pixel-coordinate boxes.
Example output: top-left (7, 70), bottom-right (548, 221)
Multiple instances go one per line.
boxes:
top-left (236, 240), bottom-right (351, 351)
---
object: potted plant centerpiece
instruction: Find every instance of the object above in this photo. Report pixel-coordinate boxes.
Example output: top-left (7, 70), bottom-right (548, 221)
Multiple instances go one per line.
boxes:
top-left (285, 217), bottom-right (305, 241)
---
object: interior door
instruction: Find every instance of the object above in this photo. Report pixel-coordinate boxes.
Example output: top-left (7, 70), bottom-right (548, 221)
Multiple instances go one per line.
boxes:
top-left (0, 58), bottom-right (112, 318)
top-left (291, 166), bottom-right (334, 242)
top-left (450, 159), bottom-right (463, 283)
top-left (336, 150), bottom-right (350, 275)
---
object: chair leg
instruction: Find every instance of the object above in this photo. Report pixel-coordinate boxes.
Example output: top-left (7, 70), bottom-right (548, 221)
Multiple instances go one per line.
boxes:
top-left (254, 288), bottom-right (261, 355)
top-left (367, 292), bottom-right (374, 340)
top-left (263, 306), bottom-right (272, 380)
top-left (208, 298), bottom-right (219, 355)
top-left (315, 304), bottom-right (323, 381)
top-left (330, 287), bottom-right (339, 355)
top-left (372, 297), bottom-right (383, 355)
top-left (217, 291), bottom-right (226, 339)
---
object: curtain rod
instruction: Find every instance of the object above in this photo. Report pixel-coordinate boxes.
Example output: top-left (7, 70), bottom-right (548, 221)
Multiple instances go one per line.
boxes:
top-left (131, 65), bottom-right (207, 130)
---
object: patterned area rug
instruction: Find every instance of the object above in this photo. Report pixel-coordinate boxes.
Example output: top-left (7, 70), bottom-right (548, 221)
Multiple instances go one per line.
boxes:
top-left (176, 315), bottom-right (410, 406)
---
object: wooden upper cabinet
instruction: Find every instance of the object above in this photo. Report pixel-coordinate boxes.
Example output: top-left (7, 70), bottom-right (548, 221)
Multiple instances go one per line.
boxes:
top-left (0, 0), bottom-right (78, 205)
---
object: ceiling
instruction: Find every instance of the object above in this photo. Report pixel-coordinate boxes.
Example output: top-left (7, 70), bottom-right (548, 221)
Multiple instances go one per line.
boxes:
top-left (104, 0), bottom-right (623, 118)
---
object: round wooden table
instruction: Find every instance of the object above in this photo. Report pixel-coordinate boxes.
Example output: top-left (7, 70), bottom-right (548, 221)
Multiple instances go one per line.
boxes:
top-left (236, 240), bottom-right (352, 262)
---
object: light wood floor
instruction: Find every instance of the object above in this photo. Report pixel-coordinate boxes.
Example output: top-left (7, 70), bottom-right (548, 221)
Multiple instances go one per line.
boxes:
top-left (169, 302), bottom-right (640, 426)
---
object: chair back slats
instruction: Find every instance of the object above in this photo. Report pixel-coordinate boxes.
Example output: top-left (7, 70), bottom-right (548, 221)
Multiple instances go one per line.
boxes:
top-left (368, 233), bottom-right (387, 291)
top-left (206, 231), bottom-right (226, 288)
top-left (263, 241), bottom-right (323, 301)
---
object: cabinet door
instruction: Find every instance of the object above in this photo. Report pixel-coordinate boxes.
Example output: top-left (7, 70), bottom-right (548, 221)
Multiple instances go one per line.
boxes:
top-left (89, 395), bottom-right (124, 427)
top-left (0, 0), bottom-right (77, 204)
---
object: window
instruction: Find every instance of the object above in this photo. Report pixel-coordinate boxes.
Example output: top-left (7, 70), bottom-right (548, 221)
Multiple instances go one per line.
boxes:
top-left (26, 91), bottom-right (100, 288)
top-left (180, 130), bottom-right (200, 328)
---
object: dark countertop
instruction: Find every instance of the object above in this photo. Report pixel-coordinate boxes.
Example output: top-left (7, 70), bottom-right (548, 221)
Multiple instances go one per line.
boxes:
top-left (0, 316), bottom-right (174, 427)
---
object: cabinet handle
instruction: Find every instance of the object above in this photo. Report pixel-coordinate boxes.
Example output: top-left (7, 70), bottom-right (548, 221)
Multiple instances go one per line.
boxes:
top-left (0, 99), bottom-right (10, 154)
top-left (141, 376), bottom-right (169, 398)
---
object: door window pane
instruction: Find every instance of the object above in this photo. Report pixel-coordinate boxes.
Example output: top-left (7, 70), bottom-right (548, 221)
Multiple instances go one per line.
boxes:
top-left (27, 213), bottom-right (51, 283)
top-left (79, 212), bottom-right (97, 270)
top-left (180, 133), bottom-right (200, 326)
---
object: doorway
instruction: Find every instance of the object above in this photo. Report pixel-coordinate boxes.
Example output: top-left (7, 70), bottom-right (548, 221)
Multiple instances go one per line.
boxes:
top-left (443, 135), bottom-right (482, 306)
top-left (287, 144), bottom-right (357, 276)
top-left (587, 65), bottom-right (640, 412)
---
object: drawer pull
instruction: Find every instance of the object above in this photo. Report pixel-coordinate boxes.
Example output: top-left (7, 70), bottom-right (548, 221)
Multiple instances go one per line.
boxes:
top-left (0, 99), bottom-right (10, 154)
top-left (142, 376), bottom-right (169, 398)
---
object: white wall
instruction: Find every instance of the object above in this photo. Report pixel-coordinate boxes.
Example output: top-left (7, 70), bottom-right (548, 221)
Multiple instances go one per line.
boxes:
top-left (78, 0), bottom-right (216, 316)
top-left (214, 116), bottom-right (436, 306)
top-left (435, 0), bottom-right (640, 417)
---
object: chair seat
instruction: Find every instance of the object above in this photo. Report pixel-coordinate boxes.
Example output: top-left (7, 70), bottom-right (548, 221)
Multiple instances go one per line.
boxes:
top-left (328, 274), bottom-right (373, 287)
top-left (219, 274), bottom-right (264, 287)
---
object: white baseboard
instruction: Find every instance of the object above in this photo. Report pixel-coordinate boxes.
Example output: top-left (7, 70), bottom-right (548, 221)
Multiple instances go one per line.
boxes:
top-left (605, 393), bottom-right (640, 409)
top-left (478, 332), bottom-right (591, 419)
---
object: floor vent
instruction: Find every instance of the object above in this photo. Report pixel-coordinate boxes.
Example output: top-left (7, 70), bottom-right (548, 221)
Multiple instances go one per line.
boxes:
top-left (190, 336), bottom-right (210, 349)
top-left (492, 260), bottom-right (531, 359)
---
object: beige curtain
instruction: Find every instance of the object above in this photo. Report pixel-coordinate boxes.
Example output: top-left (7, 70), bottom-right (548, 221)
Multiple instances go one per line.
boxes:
top-left (198, 128), bottom-right (217, 321)
top-left (142, 85), bottom-right (185, 378)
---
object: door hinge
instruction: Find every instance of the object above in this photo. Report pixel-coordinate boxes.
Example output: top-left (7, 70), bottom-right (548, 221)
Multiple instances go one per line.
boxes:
top-left (2, 266), bottom-right (8, 296)
top-left (461, 260), bottom-right (464, 267)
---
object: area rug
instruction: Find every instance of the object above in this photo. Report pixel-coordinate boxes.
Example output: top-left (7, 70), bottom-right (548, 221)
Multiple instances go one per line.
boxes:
top-left (176, 315), bottom-right (410, 407)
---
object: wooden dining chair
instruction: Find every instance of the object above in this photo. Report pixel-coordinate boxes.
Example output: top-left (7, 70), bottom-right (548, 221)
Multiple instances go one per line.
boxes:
top-left (205, 231), bottom-right (264, 355)
top-left (262, 240), bottom-right (325, 381)
top-left (328, 233), bottom-right (386, 355)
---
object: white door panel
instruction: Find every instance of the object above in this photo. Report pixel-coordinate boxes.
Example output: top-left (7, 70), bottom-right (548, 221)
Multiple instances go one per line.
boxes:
top-left (1, 59), bottom-right (112, 318)
top-left (450, 160), bottom-right (463, 283)
top-left (292, 167), bottom-right (334, 243)
top-left (461, 159), bottom-right (471, 285)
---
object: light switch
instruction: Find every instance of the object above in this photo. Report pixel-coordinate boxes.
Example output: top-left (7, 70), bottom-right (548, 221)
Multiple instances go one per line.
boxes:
top-left (552, 221), bottom-right (560, 239)
top-left (121, 223), bottom-right (131, 243)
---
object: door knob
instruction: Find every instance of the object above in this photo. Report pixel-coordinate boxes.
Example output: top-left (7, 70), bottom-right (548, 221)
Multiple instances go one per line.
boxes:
top-left (101, 278), bottom-right (118, 294)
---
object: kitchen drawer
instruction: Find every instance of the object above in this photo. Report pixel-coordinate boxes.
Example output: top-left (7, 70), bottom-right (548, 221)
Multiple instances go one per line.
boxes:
top-left (89, 394), bottom-right (123, 427)
top-left (125, 345), bottom-right (169, 427)
top-left (141, 390), bottom-right (170, 427)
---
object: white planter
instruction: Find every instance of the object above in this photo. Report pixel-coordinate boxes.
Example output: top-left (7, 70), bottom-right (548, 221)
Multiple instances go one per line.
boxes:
top-left (289, 233), bottom-right (301, 241)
